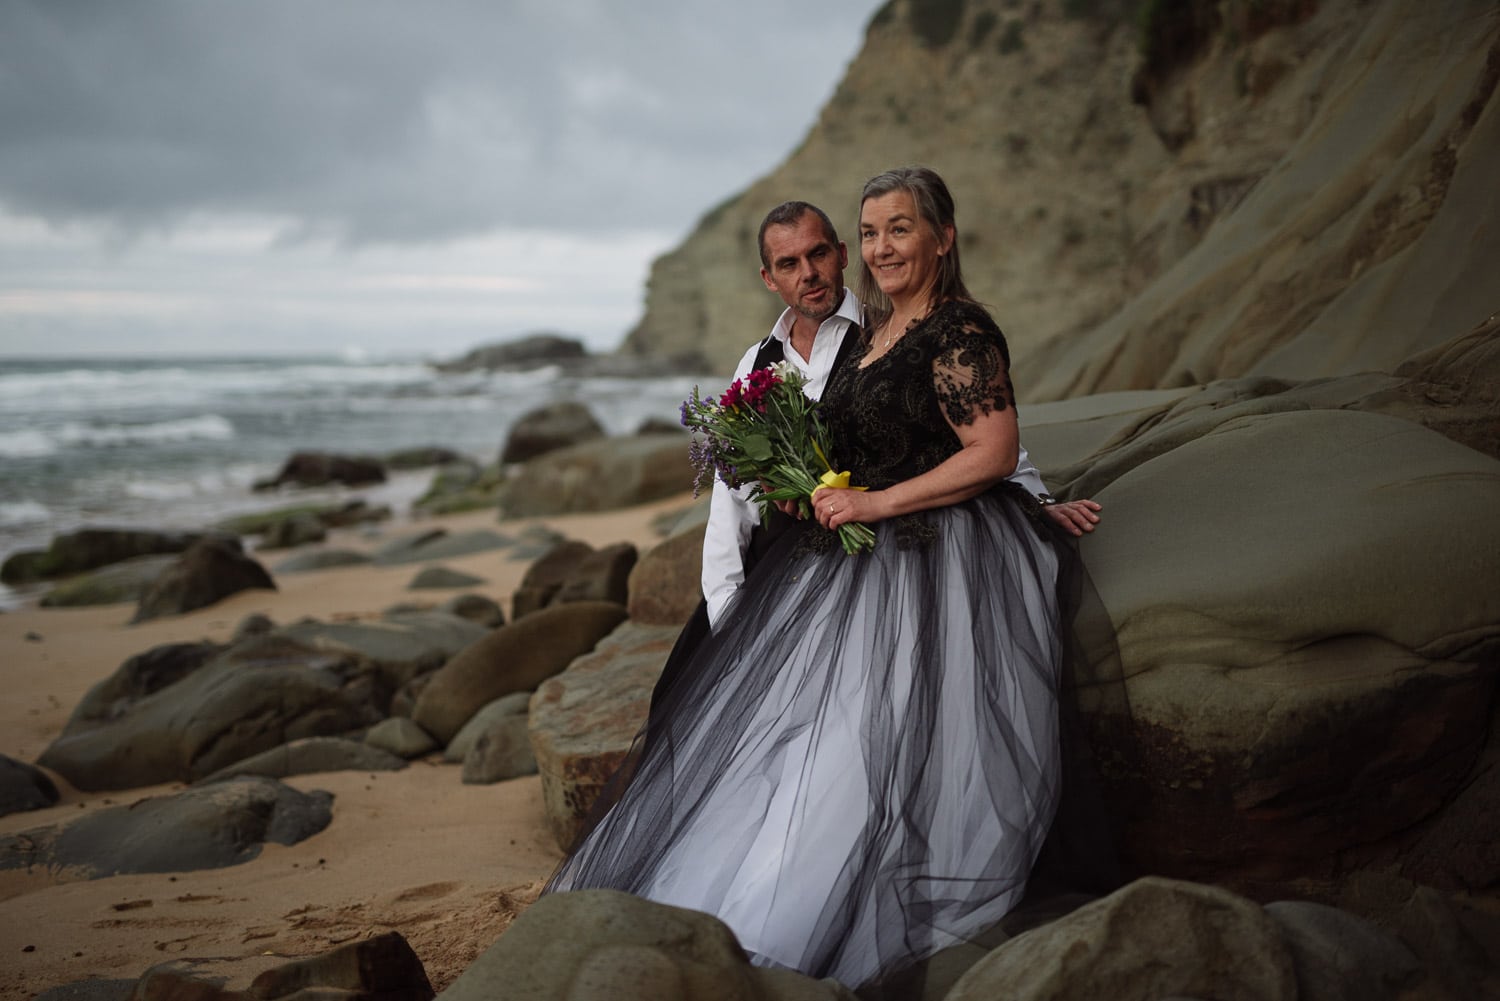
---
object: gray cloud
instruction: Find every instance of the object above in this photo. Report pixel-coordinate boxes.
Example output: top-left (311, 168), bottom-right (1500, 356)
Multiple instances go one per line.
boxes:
top-left (0, 0), bottom-right (880, 244)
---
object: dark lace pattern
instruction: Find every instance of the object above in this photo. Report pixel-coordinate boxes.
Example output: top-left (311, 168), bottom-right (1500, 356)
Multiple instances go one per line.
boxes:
top-left (809, 300), bottom-right (1017, 551)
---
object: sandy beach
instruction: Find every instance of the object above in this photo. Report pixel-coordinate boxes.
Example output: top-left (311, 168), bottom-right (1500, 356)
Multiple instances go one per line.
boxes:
top-left (0, 494), bottom-right (697, 1000)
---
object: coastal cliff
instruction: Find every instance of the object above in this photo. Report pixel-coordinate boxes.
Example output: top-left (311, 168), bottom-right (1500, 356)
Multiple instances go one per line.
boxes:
top-left (619, 0), bottom-right (1500, 402)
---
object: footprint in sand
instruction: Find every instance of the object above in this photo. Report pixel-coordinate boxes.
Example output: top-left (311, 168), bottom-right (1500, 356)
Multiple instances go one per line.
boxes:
top-left (390, 881), bottom-right (462, 904)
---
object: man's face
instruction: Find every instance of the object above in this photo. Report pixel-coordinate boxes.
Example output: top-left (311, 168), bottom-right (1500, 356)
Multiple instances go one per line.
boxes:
top-left (760, 213), bottom-right (848, 323)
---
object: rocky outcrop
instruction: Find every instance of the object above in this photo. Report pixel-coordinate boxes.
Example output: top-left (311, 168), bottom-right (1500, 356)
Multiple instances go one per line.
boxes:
top-left (511, 540), bottom-right (638, 620)
top-left (1, 527), bottom-right (212, 585)
top-left (500, 401), bottom-right (606, 464)
top-left (254, 451), bottom-right (386, 490)
top-left (131, 537), bottom-right (276, 623)
top-left (620, 0), bottom-right (1500, 409)
top-left (37, 554), bottom-right (177, 608)
top-left (432, 333), bottom-right (588, 373)
top-left (495, 433), bottom-right (693, 518)
top-left (529, 621), bottom-right (680, 850)
top-left (439, 888), bottom-right (856, 1001)
top-left (38, 635), bottom-right (387, 791)
top-left (412, 601), bottom-right (628, 745)
top-left (0, 777), bottom-right (331, 879)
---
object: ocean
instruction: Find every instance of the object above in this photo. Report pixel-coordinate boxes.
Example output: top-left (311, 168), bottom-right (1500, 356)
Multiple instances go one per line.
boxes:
top-left (0, 355), bottom-right (708, 607)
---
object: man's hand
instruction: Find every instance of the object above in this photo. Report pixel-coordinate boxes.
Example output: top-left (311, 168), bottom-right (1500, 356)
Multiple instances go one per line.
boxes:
top-left (1043, 498), bottom-right (1101, 536)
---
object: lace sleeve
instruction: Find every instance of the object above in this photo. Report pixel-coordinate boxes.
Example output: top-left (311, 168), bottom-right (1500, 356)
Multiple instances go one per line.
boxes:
top-left (931, 311), bottom-right (1013, 427)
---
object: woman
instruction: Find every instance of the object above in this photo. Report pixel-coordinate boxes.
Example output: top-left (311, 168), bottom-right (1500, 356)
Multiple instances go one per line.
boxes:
top-left (546, 166), bottom-right (1078, 990)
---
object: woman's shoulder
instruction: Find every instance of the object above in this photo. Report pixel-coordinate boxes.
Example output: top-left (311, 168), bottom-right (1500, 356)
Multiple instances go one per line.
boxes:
top-left (926, 299), bottom-right (1007, 351)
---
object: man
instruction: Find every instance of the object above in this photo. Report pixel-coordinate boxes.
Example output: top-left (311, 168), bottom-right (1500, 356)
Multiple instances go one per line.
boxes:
top-left (701, 200), bottom-right (1100, 629)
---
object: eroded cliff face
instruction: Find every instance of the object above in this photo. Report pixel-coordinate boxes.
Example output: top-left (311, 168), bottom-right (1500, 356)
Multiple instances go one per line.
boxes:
top-left (620, 0), bottom-right (1500, 402)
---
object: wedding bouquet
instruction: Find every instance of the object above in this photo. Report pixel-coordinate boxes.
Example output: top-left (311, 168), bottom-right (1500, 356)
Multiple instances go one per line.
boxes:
top-left (680, 362), bottom-right (876, 555)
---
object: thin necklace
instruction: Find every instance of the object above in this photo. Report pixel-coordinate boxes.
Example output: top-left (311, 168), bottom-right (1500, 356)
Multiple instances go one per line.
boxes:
top-left (880, 301), bottom-right (932, 349)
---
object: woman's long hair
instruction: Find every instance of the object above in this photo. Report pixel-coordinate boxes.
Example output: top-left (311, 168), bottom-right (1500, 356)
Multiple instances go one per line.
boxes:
top-left (855, 165), bottom-right (974, 336)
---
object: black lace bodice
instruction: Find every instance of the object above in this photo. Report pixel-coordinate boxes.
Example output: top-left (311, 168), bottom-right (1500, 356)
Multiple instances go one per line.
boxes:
top-left (812, 299), bottom-right (1019, 551)
top-left (822, 299), bottom-right (1014, 487)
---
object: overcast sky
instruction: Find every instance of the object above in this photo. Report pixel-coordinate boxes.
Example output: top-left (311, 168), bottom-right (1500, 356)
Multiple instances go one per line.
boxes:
top-left (0, 0), bottom-right (883, 359)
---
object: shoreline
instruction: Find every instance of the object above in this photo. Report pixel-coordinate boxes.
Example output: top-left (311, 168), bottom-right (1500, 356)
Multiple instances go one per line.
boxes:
top-left (0, 492), bottom-right (697, 1000)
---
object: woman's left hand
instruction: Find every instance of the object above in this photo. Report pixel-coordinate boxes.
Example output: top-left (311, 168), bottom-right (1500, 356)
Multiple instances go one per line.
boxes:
top-left (814, 487), bottom-right (878, 531)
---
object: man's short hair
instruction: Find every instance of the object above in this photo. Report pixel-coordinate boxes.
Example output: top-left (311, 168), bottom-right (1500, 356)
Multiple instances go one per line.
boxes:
top-left (757, 201), bottom-right (840, 269)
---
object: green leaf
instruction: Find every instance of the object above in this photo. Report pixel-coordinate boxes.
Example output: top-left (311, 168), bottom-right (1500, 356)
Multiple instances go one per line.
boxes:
top-left (743, 434), bottom-right (773, 462)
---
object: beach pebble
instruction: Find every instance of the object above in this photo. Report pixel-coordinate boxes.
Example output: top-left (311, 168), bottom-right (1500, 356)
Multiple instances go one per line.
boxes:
top-left (461, 715), bottom-right (537, 784)
top-left (0, 754), bottom-right (59, 817)
top-left (445, 692), bottom-right (532, 763)
top-left (408, 565), bottom-right (486, 590)
top-left (364, 717), bottom-right (438, 759)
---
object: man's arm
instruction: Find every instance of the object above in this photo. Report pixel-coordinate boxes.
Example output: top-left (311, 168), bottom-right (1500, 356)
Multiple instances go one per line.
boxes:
top-left (698, 340), bottom-right (765, 628)
top-left (1010, 443), bottom-right (1102, 535)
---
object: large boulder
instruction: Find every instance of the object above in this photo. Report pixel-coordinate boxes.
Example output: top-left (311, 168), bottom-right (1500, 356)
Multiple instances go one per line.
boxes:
top-left (501, 401), bottom-right (606, 464)
top-left (439, 888), bottom-right (856, 1001)
top-left (0, 777), bottom-right (331, 879)
top-left (254, 451), bottom-right (386, 490)
top-left (0, 754), bottom-right (59, 817)
top-left (626, 523), bottom-right (705, 626)
top-left (131, 537), bottom-right (276, 623)
top-left (412, 602), bottom-right (628, 745)
top-left (512, 540), bottom-right (637, 620)
top-left (496, 433), bottom-right (694, 518)
top-left (1075, 408), bottom-right (1500, 889)
top-left (529, 621), bottom-right (680, 850)
top-left (38, 635), bottom-right (387, 791)
top-left (946, 878), bottom-right (1297, 1001)
top-left (1, 527), bottom-right (210, 585)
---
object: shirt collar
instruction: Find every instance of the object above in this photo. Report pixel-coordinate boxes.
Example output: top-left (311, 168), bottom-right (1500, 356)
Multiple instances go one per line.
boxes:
top-left (771, 288), bottom-right (863, 345)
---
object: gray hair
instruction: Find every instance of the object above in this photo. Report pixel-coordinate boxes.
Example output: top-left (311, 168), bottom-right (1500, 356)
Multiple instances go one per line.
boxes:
top-left (855, 166), bottom-right (973, 333)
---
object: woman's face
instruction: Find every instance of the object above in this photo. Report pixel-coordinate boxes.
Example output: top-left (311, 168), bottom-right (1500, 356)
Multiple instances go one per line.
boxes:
top-left (858, 189), bottom-right (953, 306)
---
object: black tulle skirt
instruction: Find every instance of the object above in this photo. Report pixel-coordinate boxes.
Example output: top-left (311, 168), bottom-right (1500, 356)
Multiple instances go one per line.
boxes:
top-left (545, 488), bottom-right (1070, 988)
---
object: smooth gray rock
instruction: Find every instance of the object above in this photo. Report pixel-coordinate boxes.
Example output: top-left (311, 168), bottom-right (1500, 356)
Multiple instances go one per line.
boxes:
top-left (132, 537), bottom-right (276, 623)
top-left (255, 451), bottom-right (385, 490)
top-left (198, 736), bottom-right (408, 783)
top-left (271, 548), bottom-right (373, 574)
top-left (38, 554), bottom-right (177, 608)
top-left (439, 888), bottom-right (856, 1000)
top-left (946, 877), bottom-right (1297, 1001)
top-left (0, 777), bottom-right (331, 878)
top-left (413, 601), bottom-right (628, 745)
top-left (461, 715), bottom-right (537, 784)
top-left (1, 527), bottom-right (210, 585)
top-left (0, 753), bottom-right (59, 816)
top-left (1265, 900), bottom-right (1423, 1001)
top-left (364, 717), bottom-right (439, 759)
top-left (409, 565), bottom-right (487, 590)
top-left (626, 522), bottom-right (704, 627)
top-left (438, 593), bottom-right (505, 628)
top-left (274, 612), bottom-right (489, 688)
top-left (39, 635), bottom-right (386, 791)
top-left (372, 529), bottom-right (511, 566)
top-left (495, 433), bottom-right (693, 518)
top-left (445, 692), bottom-right (533, 763)
top-left (500, 401), bottom-right (606, 464)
